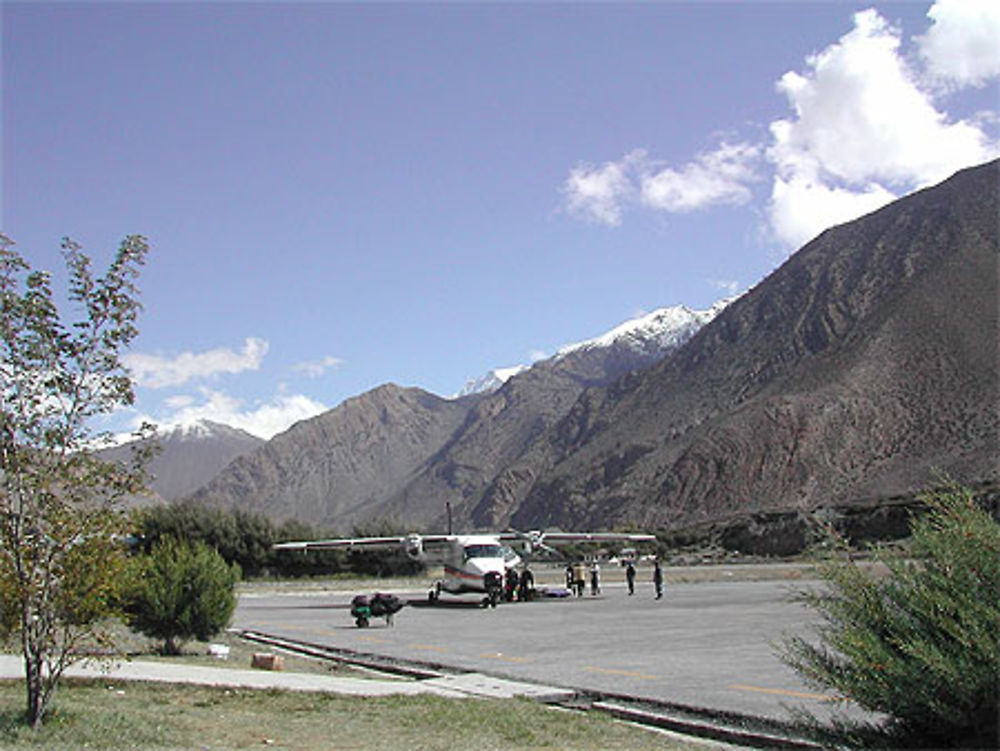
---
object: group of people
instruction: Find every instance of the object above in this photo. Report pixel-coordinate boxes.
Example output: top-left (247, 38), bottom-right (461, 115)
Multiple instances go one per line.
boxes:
top-left (626, 558), bottom-right (664, 599)
top-left (563, 558), bottom-right (664, 598)
top-left (564, 560), bottom-right (599, 596)
top-left (503, 565), bottom-right (535, 602)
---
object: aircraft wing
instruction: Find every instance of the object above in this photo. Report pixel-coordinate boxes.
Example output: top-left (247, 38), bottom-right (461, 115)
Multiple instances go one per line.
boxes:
top-left (534, 532), bottom-right (656, 544)
top-left (496, 531), bottom-right (656, 546)
top-left (273, 534), bottom-right (455, 552)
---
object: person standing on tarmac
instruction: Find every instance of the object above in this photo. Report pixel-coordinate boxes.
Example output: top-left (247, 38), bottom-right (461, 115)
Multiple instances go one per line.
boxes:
top-left (518, 566), bottom-right (534, 601)
top-left (590, 559), bottom-right (601, 596)
top-left (625, 561), bottom-right (636, 595)
top-left (504, 567), bottom-right (519, 602)
top-left (653, 558), bottom-right (664, 600)
top-left (572, 561), bottom-right (587, 597)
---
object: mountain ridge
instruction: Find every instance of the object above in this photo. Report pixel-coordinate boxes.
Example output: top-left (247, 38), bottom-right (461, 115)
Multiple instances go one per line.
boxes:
top-left (175, 160), bottom-right (997, 537)
top-left (183, 300), bottom-right (728, 528)
top-left (506, 159), bottom-right (998, 530)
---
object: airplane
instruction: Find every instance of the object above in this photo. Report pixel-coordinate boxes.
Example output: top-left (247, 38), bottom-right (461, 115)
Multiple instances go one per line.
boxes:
top-left (274, 529), bottom-right (656, 607)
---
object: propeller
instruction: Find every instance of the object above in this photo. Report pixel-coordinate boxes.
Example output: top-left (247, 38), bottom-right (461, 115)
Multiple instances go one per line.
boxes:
top-left (508, 529), bottom-right (559, 557)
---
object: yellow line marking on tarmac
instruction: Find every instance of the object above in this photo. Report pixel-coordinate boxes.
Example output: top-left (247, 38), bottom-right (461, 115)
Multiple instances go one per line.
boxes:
top-left (728, 684), bottom-right (841, 702)
top-left (479, 652), bottom-right (528, 663)
top-left (355, 635), bottom-right (388, 644)
top-left (583, 666), bottom-right (658, 681)
top-left (410, 643), bottom-right (448, 653)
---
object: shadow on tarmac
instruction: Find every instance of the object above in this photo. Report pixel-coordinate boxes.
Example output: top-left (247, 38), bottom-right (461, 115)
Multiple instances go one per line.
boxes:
top-left (406, 598), bottom-right (484, 609)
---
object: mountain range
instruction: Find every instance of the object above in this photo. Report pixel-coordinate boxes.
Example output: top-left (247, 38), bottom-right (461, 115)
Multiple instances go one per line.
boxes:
top-left (133, 160), bottom-right (998, 538)
top-left (185, 300), bottom-right (730, 529)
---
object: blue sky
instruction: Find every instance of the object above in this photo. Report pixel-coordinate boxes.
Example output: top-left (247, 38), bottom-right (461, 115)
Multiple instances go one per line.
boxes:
top-left (4, 1), bottom-right (998, 439)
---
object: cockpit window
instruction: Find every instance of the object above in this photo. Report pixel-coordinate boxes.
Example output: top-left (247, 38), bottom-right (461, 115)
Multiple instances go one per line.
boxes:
top-left (464, 544), bottom-right (504, 560)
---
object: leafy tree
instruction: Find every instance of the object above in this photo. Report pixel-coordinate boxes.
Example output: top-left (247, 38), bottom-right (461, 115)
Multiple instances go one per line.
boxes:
top-left (0, 234), bottom-right (151, 727)
top-left (781, 483), bottom-right (1000, 748)
top-left (123, 537), bottom-right (239, 655)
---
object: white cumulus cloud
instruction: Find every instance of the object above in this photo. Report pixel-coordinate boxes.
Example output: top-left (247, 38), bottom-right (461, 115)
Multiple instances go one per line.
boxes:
top-left (769, 9), bottom-right (993, 186)
top-left (918, 0), bottom-right (1000, 88)
top-left (640, 142), bottom-right (761, 213)
top-left (562, 144), bottom-right (761, 224)
top-left (130, 387), bottom-right (327, 440)
top-left (766, 7), bottom-right (998, 248)
top-left (561, 1), bottom-right (999, 253)
top-left (124, 337), bottom-right (269, 389)
top-left (768, 175), bottom-right (897, 250)
top-left (562, 153), bottom-right (636, 226)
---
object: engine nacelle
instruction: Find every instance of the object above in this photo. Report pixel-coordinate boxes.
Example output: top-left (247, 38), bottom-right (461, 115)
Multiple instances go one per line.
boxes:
top-left (404, 533), bottom-right (424, 560)
top-left (524, 530), bottom-right (544, 554)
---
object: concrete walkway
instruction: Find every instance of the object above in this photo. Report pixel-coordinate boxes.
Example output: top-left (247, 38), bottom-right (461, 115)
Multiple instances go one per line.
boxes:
top-left (0, 654), bottom-right (573, 702)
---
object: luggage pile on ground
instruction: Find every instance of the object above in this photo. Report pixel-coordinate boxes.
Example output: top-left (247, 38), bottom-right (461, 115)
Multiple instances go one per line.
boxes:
top-left (350, 593), bottom-right (404, 627)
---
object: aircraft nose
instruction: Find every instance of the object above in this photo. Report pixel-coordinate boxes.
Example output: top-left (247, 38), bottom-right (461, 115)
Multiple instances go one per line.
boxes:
top-left (468, 559), bottom-right (504, 577)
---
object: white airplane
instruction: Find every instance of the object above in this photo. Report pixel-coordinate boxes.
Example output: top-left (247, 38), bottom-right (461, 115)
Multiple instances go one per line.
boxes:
top-left (274, 529), bottom-right (656, 607)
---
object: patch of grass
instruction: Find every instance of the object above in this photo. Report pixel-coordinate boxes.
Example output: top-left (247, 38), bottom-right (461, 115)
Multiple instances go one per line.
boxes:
top-left (0, 681), bottom-right (183, 748)
top-left (109, 620), bottom-right (376, 679)
top-left (0, 679), bottom-right (705, 750)
top-left (137, 630), bottom-right (374, 678)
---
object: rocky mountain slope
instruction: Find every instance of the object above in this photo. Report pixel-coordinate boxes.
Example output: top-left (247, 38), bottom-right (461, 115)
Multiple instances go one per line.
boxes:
top-left (186, 303), bottom-right (725, 529)
top-left (185, 160), bottom-right (997, 535)
top-left (375, 302), bottom-right (731, 529)
top-left (503, 159), bottom-right (998, 531)
top-left (187, 385), bottom-right (479, 528)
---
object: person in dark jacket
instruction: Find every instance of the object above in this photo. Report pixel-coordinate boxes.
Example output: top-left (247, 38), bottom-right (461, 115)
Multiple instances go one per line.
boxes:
top-left (504, 567), bottom-right (520, 602)
top-left (518, 566), bottom-right (534, 601)
top-left (653, 559), bottom-right (663, 599)
top-left (625, 561), bottom-right (636, 595)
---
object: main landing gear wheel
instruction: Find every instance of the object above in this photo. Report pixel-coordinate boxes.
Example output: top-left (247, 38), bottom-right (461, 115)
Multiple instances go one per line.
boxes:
top-left (428, 582), bottom-right (441, 603)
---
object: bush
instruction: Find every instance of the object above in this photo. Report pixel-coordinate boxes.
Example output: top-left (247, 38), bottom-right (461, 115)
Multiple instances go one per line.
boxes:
top-left (124, 538), bottom-right (239, 655)
top-left (781, 483), bottom-right (1000, 748)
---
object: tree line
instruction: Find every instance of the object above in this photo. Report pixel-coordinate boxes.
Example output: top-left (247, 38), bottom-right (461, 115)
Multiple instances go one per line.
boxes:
top-left (131, 500), bottom-right (424, 579)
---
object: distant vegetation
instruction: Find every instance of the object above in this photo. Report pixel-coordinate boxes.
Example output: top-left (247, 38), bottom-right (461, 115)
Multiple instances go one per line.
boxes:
top-left (781, 483), bottom-right (999, 749)
top-left (132, 501), bottom-right (424, 578)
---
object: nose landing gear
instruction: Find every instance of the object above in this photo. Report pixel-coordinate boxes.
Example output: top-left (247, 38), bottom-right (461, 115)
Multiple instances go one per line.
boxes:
top-left (481, 571), bottom-right (503, 608)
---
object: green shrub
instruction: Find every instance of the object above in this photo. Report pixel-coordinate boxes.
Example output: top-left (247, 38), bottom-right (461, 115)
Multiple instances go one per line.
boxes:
top-left (782, 483), bottom-right (1000, 748)
top-left (124, 538), bottom-right (239, 655)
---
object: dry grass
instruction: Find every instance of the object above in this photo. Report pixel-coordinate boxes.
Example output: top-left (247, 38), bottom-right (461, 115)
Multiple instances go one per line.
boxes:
top-left (0, 679), bottom-right (710, 750)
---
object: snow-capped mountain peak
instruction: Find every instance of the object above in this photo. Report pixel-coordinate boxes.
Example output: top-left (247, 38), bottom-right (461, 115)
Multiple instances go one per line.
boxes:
top-left (157, 419), bottom-right (256, 443)
top-left (456, 365), bottom-right (528, 397)
top-left (558, 306), bottom-right (690, 358)
top-left (457, 295), bottom-right (738, 397)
